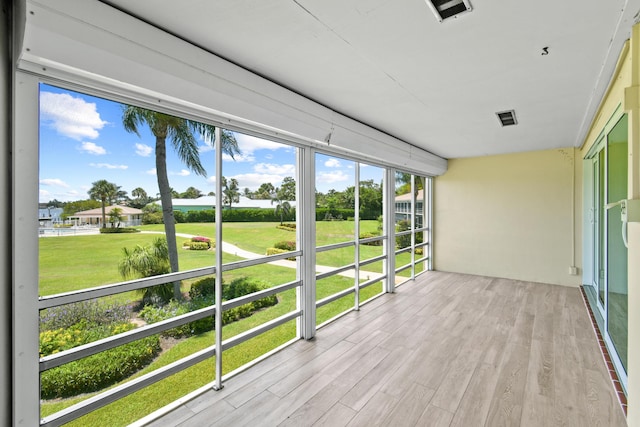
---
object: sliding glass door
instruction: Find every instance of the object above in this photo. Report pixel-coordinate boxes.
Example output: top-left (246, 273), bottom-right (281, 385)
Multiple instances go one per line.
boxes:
top-left (585, 112), bottom-right (628, 387)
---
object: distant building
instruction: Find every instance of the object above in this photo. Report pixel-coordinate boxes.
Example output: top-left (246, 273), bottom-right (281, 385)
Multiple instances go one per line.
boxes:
top-left (71, 205), bottom-right (143, 227)
top-left (395, 189), bottom-right (424, 228)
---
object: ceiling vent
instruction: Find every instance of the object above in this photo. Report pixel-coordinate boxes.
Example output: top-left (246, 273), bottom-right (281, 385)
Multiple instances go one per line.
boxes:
top-left (426, 0), bottom-right (472, 22)
top-left (496, 110), bottom-right (518, 127)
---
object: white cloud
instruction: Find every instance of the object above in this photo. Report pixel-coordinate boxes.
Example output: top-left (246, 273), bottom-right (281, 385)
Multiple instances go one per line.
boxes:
top-left (39, 189), bottom-right (51, 200)
top-left (146, 168), bottom-right (157, 175)
top-left (79, 141), bottom-right (106, 155)
top-left (171, 169), bottom-right (190, 176)
top-left (198, 144), bottom-right (214, 153)
top-left (254, 163), bottom-right (295, 175)
top-left (317, 170), bottom-right (349, 184)
top-left (135, 143), bottom-right (152, 157)
top-left (222, 152), bottom-right (255, 163)
top-left (40, 91), bottom-right (107, 140)
top-left (90, 163), bottom-right (128, 170)
top-left (324, 158), bottom-right (341, 168)
top-left (40, 178), bottom-right (69, 188)
top-left (206, 176), bottom-right (216, 184)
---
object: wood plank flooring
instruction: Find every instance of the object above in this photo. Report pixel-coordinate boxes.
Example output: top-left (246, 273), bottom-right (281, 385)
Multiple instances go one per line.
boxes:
top-left (145, 272), bottom-right (626, 427)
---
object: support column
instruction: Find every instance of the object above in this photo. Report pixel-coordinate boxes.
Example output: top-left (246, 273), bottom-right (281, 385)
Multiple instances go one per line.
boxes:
top-left (298, 148), bottom-right (316, 339)
top-left (384, 169), bottom-right (396, 293)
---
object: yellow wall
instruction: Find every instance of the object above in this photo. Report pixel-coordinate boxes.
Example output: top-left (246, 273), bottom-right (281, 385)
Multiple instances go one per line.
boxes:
top-left (434, 147), bottom-right (581, 286)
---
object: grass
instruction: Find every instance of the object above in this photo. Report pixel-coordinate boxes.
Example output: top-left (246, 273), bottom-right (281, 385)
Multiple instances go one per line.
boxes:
top-left (38, 221), bottom-right (420, 425)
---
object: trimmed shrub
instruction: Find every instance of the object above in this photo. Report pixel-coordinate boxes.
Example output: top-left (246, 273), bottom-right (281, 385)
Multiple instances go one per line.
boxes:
top-left (273, 240), bottom-right (296, 251)
top-left (138, 299), bottom-right (213, 338)
top-left (40, 334), bottom-right (160, 399)
top-left (140, 277), bottom-right (278, 338)
top-left (266, 247), bottom-right (296, 261)
top-left (186, 241), bottom-right (210, 250)
top-left (99, 227), bottom-right (139, 234)
top-left (359, 232), bottom-right (383, 246)
top-left (189, 277), bottom-right (216, 300)
top-left (224, 277), bottom-right (278, 310)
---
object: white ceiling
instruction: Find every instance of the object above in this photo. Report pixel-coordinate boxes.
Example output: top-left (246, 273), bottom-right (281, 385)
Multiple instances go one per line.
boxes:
top-left (101, 0), bottom-right (640, 159)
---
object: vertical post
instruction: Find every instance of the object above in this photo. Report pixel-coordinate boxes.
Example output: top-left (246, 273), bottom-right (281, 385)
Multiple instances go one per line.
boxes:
top-left (213, 127), bottom-right (223, 390)
top-left (1, 5), bottom-right (11, 426)
top-left (354, 163), bottom-right (360, 310)
top-left (427, 177), bottom-right (434, 271)
top-left (13, 72), bottom-right (40, 425)
top-left (410, 174), bottom-right (416, 279)
top-left (384, 169), bottom-right (396, 293)
top-left (298, 148), bottom-right (316, 339)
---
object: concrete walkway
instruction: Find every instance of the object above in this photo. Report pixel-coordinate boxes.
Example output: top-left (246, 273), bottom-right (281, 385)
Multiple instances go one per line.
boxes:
top-left (141, 231), bottom-right (387, 282)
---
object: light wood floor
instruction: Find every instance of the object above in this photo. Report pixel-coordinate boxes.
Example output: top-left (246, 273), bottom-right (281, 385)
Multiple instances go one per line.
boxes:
top-left (146, 271), bottom-right (626, 427)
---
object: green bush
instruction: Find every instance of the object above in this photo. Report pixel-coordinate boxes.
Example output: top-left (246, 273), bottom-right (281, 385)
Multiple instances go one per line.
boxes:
top-left (224, 277), bottom-right (278, 310)
top-left (173, 208), bottom-right (297, 223)
top-left (40, 322), bottom-right (134, 357)
top-left (138, 299), bottom-right (213, 338)
top-left (273, 240), bottom-right (296, 251)
top-left (186, 241), bottom-right (210, 250)
top-left (40, 334), bottom-right (160, 399)
top-left (142, 211), bottom-right (163, 224)
top-left (266, 247), bottom-right (295, 260)
top-left (189, 277), bottom-right (216, 300)
top-left (359, 232), bottom-right (383, 246)
top-left (140, 276), bottom-right (278, 338)
top-left (99, 227), bottom-right (140, 234)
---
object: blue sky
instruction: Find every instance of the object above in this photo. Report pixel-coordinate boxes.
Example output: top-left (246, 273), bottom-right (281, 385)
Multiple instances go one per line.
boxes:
top-left (38, 83), bottom-right (384, 203)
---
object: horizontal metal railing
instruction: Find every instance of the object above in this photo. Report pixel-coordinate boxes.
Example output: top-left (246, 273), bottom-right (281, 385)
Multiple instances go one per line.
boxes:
top-left (39, 266), bottom-right (216, 309)
top-left (40, 275), bottom-right (302, 426)
top-left (41, 345), bottom-right (217, 427)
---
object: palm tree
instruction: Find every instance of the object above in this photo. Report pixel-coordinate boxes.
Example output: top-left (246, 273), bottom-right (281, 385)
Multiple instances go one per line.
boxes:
top-left (122, 106), bottom-right (239, 300)
top-left (108, 207), bottom-right (123, 228)
top-left (221, 176), bottom-right (240, 208)
top-left (88, 179), bottom-right (118, 228)
top-left (118, 237), bottom-right (173, 305)
top-left (272, 197), bottom-right (292, 225)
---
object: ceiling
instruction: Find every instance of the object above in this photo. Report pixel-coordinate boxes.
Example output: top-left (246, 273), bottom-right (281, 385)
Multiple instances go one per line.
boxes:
top-left (100, 0), bottom-right (640, 159)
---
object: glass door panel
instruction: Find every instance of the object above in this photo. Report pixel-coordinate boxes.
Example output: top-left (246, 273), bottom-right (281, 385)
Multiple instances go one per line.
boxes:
top-left (606, 115), bottom-right (628, 371)
top-left (597, 149), bottom-right (605, 308)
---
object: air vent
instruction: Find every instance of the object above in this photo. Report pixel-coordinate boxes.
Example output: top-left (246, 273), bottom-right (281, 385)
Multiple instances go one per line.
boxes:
top-left (426, 0), bottom-right (472, 22)
top-left (496, 110), bottom-right (518, 127)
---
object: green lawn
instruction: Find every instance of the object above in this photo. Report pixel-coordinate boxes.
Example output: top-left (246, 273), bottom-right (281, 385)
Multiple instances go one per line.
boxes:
top-left (38, 221), bottom-right (417, 425)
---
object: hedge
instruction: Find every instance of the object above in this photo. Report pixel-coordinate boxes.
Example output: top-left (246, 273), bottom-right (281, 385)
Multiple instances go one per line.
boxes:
top-left (143, 206), bottom-right (381, 224)
top-left (99, 227), bottom-right (140, 234)
top-left (40, 334), bottom-right (160, 399)
top-left (140, 276), bottom-right (279, 338)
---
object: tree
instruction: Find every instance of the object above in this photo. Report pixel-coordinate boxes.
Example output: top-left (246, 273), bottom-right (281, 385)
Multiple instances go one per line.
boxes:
top-left (221, 176), bottom-right (240, 208)
top-left (272, 197), bottom-right (292, 225)
top-left (122, 106), bottom-right (239, 299)
top-left (180, 186), bottom-right (203, 199)
top-left (108, 207), bottom-right (123, 228)
top-left (243, 187), bottom-right (253, 199)
top-left (88, 179), bottom-right (118, 228)
top-left (118, 237), bottom-right (173, 305)
top-left (255, 182), bottom-right (275, 199)
top-left (130, 187), bottom-right (150, 209)
top-left (277, 176), bottom-right (296, 201)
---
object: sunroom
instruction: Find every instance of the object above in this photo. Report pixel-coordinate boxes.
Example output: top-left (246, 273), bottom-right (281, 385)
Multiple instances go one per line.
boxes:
top-left (3, 0), bottom-right (640, 426)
